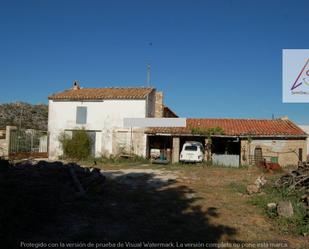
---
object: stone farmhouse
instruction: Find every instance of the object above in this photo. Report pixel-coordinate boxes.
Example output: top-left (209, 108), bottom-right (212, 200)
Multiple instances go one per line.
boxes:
top-left (48, 83), bottom-right (175, 159)
top-left (48, 83), bottom-right (307, 166)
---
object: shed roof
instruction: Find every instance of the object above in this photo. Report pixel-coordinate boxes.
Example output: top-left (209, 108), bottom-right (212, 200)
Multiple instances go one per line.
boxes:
top-left (163, 105), bottom-right (178, 118)
top-left (48, 87), bottom-right (154, 100)
top-left (147, 118), bottom-right (307, 137)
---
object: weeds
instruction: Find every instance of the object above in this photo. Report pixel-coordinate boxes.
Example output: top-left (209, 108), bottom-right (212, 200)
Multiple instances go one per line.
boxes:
top-left (94, 155), bottom-right (149, 165)
top-left (229, 182), bottom-right (247, 194)
top-left (248, 183), bottom-right (308, 235)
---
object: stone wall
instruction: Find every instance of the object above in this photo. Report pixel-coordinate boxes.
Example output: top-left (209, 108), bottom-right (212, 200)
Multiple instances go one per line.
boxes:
top-left (298, 125), bottom-right (309, 159)
top-left (0, 126), bottom-right (17, 158)
top-left (172, 137), bottom-right (180, 163)
top-left (111, 128), bottom-right (146, 156)
top-left (146, 89), bottom-right (156, 117)
top-left (154, 91), bottom-right (163, 118)
top-left (240, 137), bottom-right (307, 166)
top-left (0, 130), bottom-right (6, 157)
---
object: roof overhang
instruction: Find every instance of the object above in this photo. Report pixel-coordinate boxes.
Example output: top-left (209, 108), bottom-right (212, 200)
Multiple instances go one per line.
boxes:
top-left (49, 98), bottom-right (147, 101)
top-left (146, 133), bottom-right (308, 138)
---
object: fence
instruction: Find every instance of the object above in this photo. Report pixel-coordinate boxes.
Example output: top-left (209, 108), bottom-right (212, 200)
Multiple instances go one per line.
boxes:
top-left (248, 155), bottom-right (279, 166)
top-left (9, 128), bottom-right (48, 159)
top-left (212, 154), bottom-right (240, 167)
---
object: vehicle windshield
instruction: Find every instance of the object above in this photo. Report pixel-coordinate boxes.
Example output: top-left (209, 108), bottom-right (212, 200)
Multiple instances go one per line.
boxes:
top-left (184, 145), bottom-right (198, 151)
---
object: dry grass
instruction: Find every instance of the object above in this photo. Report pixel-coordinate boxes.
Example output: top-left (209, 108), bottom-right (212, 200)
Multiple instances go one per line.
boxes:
top-left (99, 163), bottom-right (308, 248)
top-left (1, 161), bottom-right (308, 249)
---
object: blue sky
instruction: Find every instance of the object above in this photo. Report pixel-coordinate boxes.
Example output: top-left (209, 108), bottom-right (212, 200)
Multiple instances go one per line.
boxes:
top-left (1, 0), bottom-right (309, 123)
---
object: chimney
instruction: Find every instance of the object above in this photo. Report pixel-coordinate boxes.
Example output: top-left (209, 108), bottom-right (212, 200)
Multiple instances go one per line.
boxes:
top-left (280, 116), bottom-right (289, 120)
top-left (72, 80), bottom-right (80, 90)
top-left (154, 91), bottom-right (163, 117)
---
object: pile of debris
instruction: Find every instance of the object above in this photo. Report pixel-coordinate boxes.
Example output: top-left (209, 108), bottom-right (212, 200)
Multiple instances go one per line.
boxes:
top-left (0, 159), bottom-right (107, 247)
top-left (273, 162), bottom-right (309, 219)
top-left (0, 159), bottom-right (106, 197)
top-left (275, 162), bottom-right (309, 191)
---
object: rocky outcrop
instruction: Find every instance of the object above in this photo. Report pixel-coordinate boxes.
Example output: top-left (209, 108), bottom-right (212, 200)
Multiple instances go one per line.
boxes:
top-left (0, 102), bottom-right (48, 130)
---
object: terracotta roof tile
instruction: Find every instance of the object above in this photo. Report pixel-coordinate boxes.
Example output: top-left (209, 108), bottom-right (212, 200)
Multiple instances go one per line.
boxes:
top-left (49, 87), bottom-right (154, 100)
top-left (163, 105), bottom-right (178, 118)
top-left (147, 118), bottom-right (307, 137)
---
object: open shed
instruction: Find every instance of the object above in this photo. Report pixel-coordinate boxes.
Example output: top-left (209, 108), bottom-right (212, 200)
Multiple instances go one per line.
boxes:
top-left (146, 118), bottom-right (307, 167)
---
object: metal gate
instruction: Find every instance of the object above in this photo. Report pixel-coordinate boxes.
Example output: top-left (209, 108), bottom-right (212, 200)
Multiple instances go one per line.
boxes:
top-left (9, 129), bottom-right (48, 159)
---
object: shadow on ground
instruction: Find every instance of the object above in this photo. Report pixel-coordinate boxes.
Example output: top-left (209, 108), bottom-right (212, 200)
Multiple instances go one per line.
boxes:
top-left (0, 160), bottom-right (238, 248)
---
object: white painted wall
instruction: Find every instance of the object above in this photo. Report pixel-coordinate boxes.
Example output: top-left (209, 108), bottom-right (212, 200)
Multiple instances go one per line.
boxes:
top-left (48, 99), bottom-right (149, 159)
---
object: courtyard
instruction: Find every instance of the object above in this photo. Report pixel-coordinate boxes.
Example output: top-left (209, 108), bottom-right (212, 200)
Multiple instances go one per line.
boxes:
top-left (1, 160), bottom-right (308, 248)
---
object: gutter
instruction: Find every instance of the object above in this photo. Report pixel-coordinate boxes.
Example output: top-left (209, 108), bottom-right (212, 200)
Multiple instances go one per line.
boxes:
top-left (146, 133), bottom-right (308, 138)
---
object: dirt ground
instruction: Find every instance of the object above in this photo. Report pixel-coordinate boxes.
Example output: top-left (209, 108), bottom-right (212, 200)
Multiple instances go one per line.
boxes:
top-left (100, 164), bottom-right (308, 248)
top-left (1, 161), bottom-right (308, 249)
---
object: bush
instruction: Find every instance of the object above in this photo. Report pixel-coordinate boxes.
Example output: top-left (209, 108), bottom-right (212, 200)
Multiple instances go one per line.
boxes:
top-left (190, 127), bottom-right (224, 137)
top-left (59, 129), bottom-right (92, 160)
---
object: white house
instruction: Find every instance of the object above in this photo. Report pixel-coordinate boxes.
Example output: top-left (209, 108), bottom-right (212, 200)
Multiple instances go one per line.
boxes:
top-left (48, 83), bottom-right (165, 159)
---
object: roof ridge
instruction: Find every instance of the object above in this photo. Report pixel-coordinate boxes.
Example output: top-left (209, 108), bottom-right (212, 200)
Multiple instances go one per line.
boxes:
top-left (48, 87), bottom-right (154, 100)
top-left (147, 118), bottom-right (306, 136)
top-left (187, 118), bottom-right (278, 121)
top-left (74, 86), bottom-right (154, 89)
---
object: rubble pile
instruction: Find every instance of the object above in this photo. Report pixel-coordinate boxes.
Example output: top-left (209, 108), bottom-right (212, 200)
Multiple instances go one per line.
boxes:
top-left (275, 162), bottom-right (309, 218)
top-left (0, 159), bottom-right (106, 197)
top-left (276, 162), bottom-right (309, 191)
top-left (0, 159), bottom-right (106, 247)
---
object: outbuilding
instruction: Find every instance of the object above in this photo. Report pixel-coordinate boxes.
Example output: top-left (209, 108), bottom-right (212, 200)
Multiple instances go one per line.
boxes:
top-left (146, 118), bottom-right (307, 167)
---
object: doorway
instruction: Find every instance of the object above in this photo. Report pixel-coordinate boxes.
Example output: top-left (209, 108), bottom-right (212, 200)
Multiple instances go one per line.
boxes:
top-left (254, 146), bottom-right (263, 165)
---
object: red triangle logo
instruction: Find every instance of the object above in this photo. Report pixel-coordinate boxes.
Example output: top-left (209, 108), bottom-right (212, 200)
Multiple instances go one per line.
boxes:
top-left (291, 59), bottom-right (309, 90)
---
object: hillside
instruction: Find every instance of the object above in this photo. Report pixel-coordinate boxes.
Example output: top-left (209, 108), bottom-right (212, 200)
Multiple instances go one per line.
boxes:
top-left (0, 102), bottom-right (48, 130)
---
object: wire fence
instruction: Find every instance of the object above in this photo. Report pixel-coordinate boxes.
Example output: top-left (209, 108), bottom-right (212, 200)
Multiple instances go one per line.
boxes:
top-left (9, 129), bottom-right (48, 153)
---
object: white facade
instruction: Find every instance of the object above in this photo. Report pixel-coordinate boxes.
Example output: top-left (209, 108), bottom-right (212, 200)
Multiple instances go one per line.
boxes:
top-left (48, 96), bottom-right (155, 159)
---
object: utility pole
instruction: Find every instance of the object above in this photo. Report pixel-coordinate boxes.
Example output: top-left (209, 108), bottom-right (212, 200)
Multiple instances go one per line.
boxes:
top-left (146, 42), bottom-right (152, 87)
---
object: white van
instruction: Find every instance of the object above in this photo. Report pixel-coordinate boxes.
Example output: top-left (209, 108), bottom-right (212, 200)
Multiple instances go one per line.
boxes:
top-left (180, 141), bottom-right (204, 163)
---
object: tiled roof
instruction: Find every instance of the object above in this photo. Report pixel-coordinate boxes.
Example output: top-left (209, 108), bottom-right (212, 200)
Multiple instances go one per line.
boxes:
top-left (163, 105), bottom-right (178, 118)
top-left (49, 87), bottom-right (154, 100)
top-left (147, 118), bottom-right (307, 137)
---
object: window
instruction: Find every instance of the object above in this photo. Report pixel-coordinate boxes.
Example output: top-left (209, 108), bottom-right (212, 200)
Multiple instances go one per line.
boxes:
top-left (76, 106), bottom-right (87, 124)
top-left (185, 145), bottom-right (198, 151)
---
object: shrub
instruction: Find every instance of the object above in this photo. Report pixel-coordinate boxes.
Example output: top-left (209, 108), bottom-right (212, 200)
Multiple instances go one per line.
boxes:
top-left (59, 129), bottom-right (92, 160)
top-left (190, 127), bottom-right (224, 137)
top-left (248, 183), bottom-right (308, 235)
